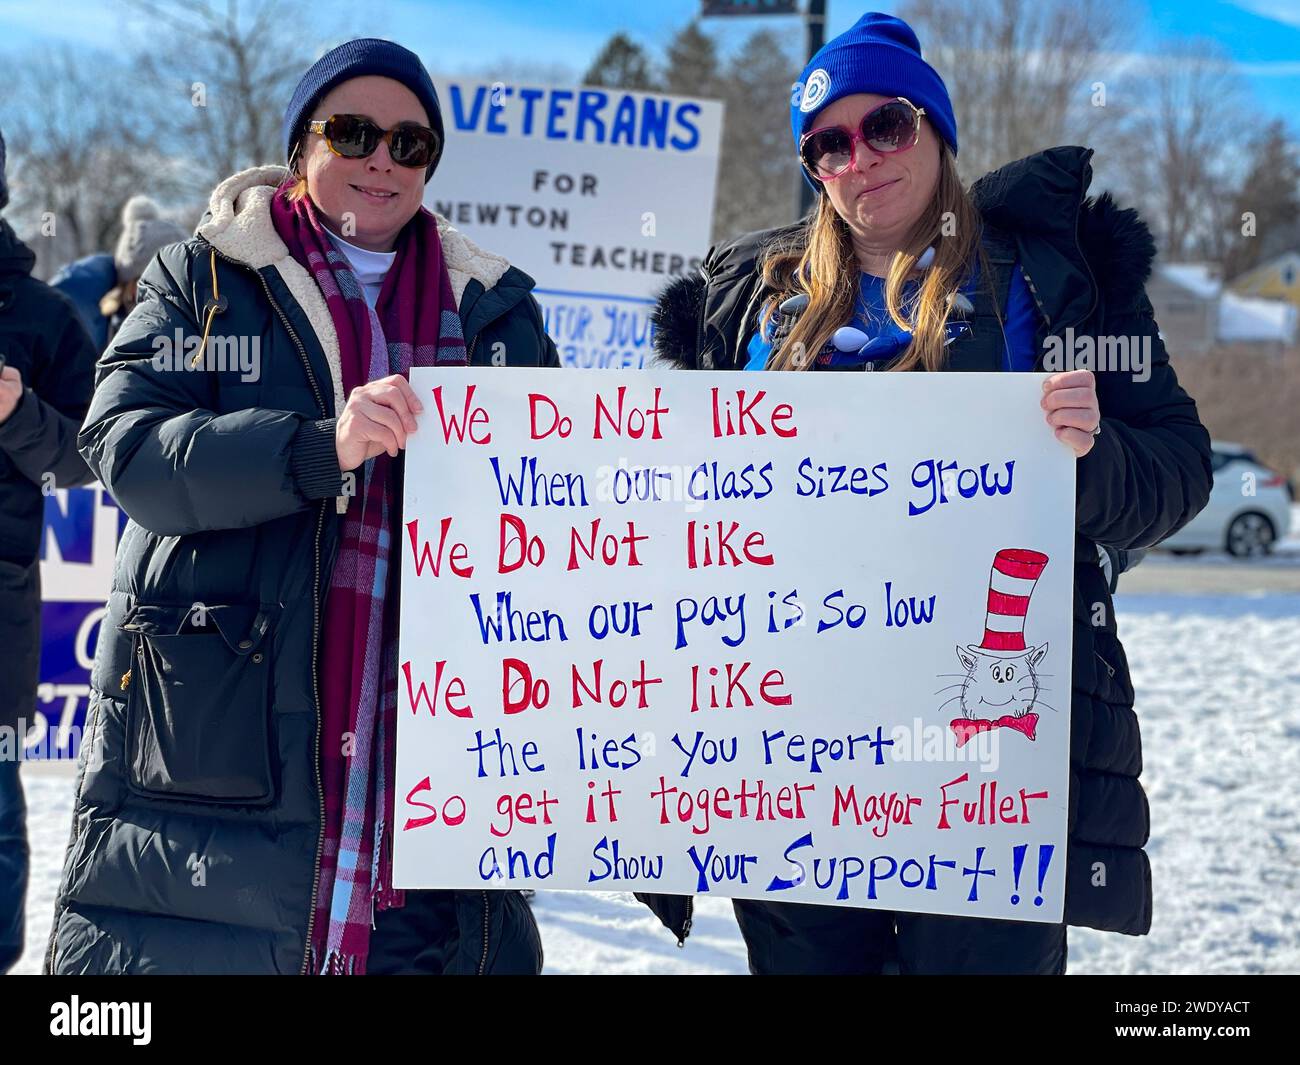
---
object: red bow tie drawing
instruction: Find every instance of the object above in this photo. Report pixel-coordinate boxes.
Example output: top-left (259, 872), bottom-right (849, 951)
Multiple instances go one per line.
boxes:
top-left (950, 712), bottom-right (1039, 747)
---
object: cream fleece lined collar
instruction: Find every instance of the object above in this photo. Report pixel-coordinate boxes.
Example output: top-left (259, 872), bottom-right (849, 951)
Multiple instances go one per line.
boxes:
top-left (196, 165), bottom-right (513, 515)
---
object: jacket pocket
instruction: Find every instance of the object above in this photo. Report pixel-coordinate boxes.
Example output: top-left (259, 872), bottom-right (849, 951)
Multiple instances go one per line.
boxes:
top-left (119, 601), bottom-right (277, 804)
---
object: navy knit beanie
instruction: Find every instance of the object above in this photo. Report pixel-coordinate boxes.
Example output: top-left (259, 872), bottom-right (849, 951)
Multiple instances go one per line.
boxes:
top-left (283, 38), bottom-right (444, 182)
top-left (791, 12), bottom-right (957, 190)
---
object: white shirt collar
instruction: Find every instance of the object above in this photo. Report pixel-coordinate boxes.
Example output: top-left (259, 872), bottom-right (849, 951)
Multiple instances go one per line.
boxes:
top-left (323, 226), bottom-right (396, 287)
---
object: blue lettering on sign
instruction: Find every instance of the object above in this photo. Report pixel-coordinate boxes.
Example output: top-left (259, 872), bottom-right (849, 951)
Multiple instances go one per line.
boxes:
top-left (533, 293), bottom-right (660, 371)
top-left (450, 84), bottom-right (487, 131)
top-left (41, 488), bottom-right (96, 564)
top-left (611, 96), bottom-right (638, 146)
top-left (30, 600), bottom-right (103, 759)
top-left (575, 90), bottom-right (606, 142)
top-left (518, 87), bottom-right (544, 135)
top-left (547, 90), bottom-right (573, 139)
top-left (536, 294), bottom-right (659, 369)
top-left (486, 91), bottom-right (508, 134)
top-left (446, 84), bottom-right (707, 152)
top-left (33, 485), bottom-right (126, 759)
top-left (670, 103), bottom-right (701, 151)
top-left (639, 98), bottom-right (669, 149)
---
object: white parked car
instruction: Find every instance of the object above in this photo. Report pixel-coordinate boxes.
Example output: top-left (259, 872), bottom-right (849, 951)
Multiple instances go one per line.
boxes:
top-left (1158, 442), bottom-right (1294, 558)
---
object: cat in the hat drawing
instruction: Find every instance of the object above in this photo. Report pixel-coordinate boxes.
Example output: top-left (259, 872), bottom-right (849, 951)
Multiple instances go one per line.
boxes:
top-left (937, 548), bottom-right (1056, 747)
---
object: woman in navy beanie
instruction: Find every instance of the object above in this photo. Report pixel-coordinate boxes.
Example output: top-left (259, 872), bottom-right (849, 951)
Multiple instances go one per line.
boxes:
top-left (46, 38), bottom-right (554, 976)
top-left (648, 11), bottom-right (1213, 974)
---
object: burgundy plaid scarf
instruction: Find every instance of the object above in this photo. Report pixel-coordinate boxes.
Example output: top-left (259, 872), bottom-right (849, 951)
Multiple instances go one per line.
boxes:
top-left (271, 183), bottom-right (467, 974)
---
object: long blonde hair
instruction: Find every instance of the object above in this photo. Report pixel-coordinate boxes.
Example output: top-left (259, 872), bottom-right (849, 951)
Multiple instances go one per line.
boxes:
top-left (759, 145), bottom-right (988, 372)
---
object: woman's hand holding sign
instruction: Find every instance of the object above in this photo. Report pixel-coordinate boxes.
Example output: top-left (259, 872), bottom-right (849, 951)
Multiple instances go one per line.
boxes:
top-left (1040, 369), bottom-right (1101, 458)
top-left (336, 373), bottom-right (424, 471)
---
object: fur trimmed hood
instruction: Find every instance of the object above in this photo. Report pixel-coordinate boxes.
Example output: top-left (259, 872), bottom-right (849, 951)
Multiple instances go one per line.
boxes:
top-left (970, 145), bottom-right (1157, 335)
top-left (196, 166), bottom-right (518, 512)
top-left (651, 146), bottom-right (1159, 370)
top-left (198, 166), bottom-right (514, 412)
top-left (197, 166), bottom-right (512, 303)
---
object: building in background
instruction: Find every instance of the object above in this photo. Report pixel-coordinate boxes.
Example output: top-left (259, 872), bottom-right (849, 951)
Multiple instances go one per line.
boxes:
top-left (1147, 263), bottom-right (1220, 354)
top-left (1150, 261), bottom-right (1297, 354)
top-left (1219, 292), bottom-right (1298, 351)
top-left (1229, 251), bottom-right (1300, 310)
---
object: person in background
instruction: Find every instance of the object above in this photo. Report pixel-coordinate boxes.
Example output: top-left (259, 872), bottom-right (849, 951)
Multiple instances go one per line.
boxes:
top-left (0, 125), bottom-right (98, 974)
top-left (645, 11), bottom-right (1212, 974)
top-left (50, 196), bottom-right (189, 352)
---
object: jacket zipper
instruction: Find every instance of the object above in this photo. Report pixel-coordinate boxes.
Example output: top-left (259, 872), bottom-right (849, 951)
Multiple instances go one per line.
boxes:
top-left (120, 637), bottom-right (141, 691)
top-left (256, 285), bottom-right (330, 974)
top-left (1024, 172), bottom-right (1102, 364)
top-left (695, 263), bottom-right (711, 368)
top-left (301, 501), bottom-right (327, 973)
top-left (1067, 153), bottom-right (1103, 333)
top-left (1019, 262), bottom-right (1052, 337)
top-left (1095, 649), bottom-right (1116, 678)
top-left (209, 246), bottom-right (331, 974)
top-left (247, 257), bottom-right (330, 975)
top-left (734, 280), bottom-right (767, 371)
top-left (1065, 206), bottom-right (1101, 335)
top-left (678, 896), bottom-right (694, 947)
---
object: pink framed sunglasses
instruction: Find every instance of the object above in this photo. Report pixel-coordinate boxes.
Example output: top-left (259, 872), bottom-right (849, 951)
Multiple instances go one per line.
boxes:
top-left (798, 97), bottom-right (926, 181)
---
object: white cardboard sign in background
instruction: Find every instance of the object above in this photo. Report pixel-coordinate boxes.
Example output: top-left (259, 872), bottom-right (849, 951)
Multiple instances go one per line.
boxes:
top-left (426, 79), bottom-right (723, 369)
top-left (395, 368), bottom-right (1075, 923)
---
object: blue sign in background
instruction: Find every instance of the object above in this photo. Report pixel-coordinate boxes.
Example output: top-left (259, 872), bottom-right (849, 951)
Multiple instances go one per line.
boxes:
top-left (28, 485), bottom-right (123, 760)
top-left (28, 600), bottom-right (102, 760)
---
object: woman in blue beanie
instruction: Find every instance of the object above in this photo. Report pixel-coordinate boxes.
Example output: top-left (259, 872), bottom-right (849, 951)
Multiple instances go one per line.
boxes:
top-left (647, 11), bottom-right (1213, 974)
top-left (46, 38), bottom-right (554, 975)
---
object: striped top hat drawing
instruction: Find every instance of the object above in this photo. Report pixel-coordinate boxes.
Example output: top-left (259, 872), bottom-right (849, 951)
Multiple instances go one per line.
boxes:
top-left (970, 548), bottom-right (1049, 656)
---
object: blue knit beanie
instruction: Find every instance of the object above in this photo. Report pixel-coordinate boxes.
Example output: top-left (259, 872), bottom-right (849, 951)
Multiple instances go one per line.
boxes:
top-left (791, 12), bottom-right (957, 191)
top-left (283, 38), bottom-right (444, 182)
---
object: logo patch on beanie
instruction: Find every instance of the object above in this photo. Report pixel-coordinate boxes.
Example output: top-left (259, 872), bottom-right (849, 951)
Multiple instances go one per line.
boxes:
top-left (799, 69), bottom-right (831, 113)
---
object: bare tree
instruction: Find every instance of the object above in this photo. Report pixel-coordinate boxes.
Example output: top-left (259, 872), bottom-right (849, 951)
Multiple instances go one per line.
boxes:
top-left (1111, 39), bottom-right (1250, 260)
top-left (901, 0), bottom-right (1124, 183)
top-left (663, 20), bottom-right (723, 101)
top-left (121, 0), bottom-right (351, 185)
top-left (583, 33), bottom-right (660, 91)
top-left (2, 46), bottom-right (177, 278)
top-left (577, 24), bottom-right (798, 242)
top-left (711, 29), bottom-right (802, 242)
top-left (1222, 120), bottom-right (1300, 279)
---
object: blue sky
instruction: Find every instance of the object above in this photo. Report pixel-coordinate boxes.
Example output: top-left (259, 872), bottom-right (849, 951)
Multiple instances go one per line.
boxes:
top-left (2, 0), bottom-right (1298, 130)
top-left (1145, 0), bottom-right (1300, 121)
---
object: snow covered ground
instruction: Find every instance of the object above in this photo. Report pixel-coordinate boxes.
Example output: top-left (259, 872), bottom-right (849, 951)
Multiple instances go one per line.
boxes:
top-left (13, 582), bottom-right (1300, 975)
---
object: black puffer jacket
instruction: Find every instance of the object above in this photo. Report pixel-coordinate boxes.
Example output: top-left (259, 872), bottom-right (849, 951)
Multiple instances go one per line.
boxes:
top-left (638, 146), bottom-right (1213, 944)
top-left (45, 166), bottom-right (557, 974)
top-left (0, 217), bottom-right (97, 735)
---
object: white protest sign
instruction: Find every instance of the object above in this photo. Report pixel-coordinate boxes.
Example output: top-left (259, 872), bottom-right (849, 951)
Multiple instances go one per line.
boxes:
top-left (395, 368), bottom-right (1075, 923)
top-left (426, 78), bottom-right (722, 369)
